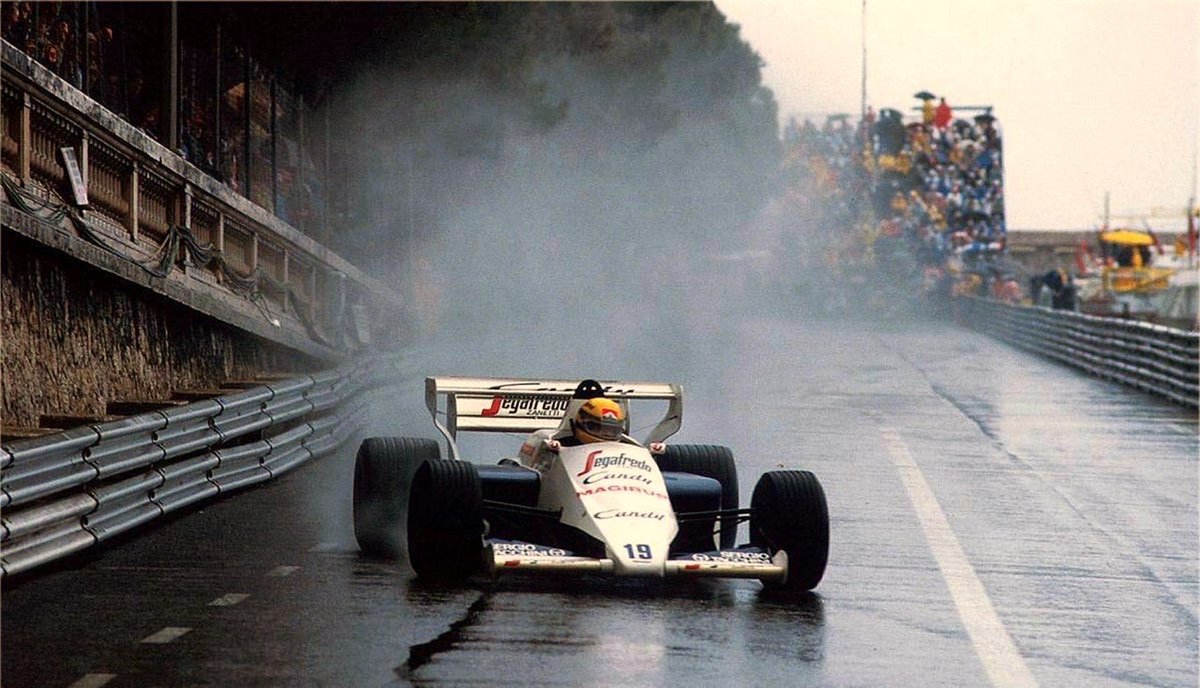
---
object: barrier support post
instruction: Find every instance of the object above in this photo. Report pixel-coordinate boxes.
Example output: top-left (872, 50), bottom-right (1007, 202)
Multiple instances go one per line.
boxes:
top-left (18, 92), bottom-right (31, 185)
top-left (128, 161), bottom-right (140, 241)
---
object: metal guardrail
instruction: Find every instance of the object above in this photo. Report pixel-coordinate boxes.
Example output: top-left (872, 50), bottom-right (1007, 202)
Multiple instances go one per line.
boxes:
top-left (0, 358), bottom-right (400, 577)
top-left (963, 297), bottom-right (1199, 408)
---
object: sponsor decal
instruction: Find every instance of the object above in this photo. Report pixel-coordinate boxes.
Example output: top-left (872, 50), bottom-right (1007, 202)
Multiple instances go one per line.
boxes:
top-left (576, 485), bottom-right (668, 500)
top-left (576, 450), bottom-right (653, 477)
top-left (480, 395), bottom-right (570, 418)
top-left (492, 542), bottom-right (570, 557)
top-left (680, 551), bottom-right (773, 563)
top-left (594, 509), bottom-right (666, 521)
top-left (580, 471), bottom-right (654, 486)
top-left (489, 381), bottom-right (638, 396)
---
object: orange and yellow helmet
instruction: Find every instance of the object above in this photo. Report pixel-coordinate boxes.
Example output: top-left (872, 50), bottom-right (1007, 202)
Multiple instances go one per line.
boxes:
top-left (573, 398), bottom-right (625, 444)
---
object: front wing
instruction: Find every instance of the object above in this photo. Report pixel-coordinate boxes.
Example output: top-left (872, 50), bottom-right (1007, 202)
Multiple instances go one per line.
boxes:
top-left (485, 540), bottom-right (788, 582)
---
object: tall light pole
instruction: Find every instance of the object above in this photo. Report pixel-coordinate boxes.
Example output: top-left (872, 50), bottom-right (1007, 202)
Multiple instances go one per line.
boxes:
top-left (860, 0), bottom-right (867, 119)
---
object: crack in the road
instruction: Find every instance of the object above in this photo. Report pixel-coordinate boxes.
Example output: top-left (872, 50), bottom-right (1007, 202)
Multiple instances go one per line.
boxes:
top-left (885, 339), bottom-right (1200, 629)
top-left (397, 591), bottom-right (492, 682)
top-left (885, 338), bottom-right (1039, 473)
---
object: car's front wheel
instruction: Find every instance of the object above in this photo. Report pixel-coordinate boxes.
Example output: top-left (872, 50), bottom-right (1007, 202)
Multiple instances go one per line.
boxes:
top-left (657, 444), bottom-right (739, 549)
top-left (408, 459), bottom-right (484, 580)
top-left (353, 437), bottom-right (440, 558)
top-left (750, 470), bottom-right (829, 592)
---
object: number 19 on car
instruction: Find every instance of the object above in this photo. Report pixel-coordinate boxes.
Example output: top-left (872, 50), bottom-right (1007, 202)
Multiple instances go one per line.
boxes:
top-left (623, 544), bottom-right (653, 559)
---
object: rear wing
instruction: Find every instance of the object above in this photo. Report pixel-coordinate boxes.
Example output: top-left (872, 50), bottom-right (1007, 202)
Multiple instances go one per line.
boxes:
top-left (426, 376), bottom-right (683, 461)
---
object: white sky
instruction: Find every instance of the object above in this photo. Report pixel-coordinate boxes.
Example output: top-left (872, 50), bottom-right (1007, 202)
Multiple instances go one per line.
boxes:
top-left (717, 0), bottom-right (1200, 231)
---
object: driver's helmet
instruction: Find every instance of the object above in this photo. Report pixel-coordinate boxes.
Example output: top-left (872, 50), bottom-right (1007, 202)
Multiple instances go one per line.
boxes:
top-left (572, 397), bottom-right (625, 444)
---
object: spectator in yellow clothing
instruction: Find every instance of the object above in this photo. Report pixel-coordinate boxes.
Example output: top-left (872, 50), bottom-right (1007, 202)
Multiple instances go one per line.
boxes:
top-left (952, 273), bottom-right (982, 297)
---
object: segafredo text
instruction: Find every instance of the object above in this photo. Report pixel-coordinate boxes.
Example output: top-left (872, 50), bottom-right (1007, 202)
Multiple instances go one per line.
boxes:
top-left (576, 450), bottom-right (653, 477)
top-left (480, 395), bottom-right (570, 418)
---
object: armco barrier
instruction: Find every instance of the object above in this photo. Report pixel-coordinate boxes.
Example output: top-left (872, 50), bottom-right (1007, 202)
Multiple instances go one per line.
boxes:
top-left (963, 297), bottom-right (1199, 408)
top-left (0, 357), bottom-right (402, 577)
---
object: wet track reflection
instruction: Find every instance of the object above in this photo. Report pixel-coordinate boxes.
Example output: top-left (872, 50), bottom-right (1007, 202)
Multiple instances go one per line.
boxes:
top-left (397, 576), bottom-right (827, 685)
top-left (3, 316), bottom-right (1196, 687)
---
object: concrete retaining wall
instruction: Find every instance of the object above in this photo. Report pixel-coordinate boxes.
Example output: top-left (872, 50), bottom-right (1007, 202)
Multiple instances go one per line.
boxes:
top-left (2, 231), bottom-right (318, 427)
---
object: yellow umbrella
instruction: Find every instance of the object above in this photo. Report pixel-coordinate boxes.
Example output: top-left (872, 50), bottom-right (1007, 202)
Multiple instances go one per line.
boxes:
top-left (1099, 229), bottom-right (1155, 246)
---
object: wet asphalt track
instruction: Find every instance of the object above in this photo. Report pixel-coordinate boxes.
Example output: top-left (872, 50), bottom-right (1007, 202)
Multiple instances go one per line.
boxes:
top-left (3, 315), bottom-right (1197, 687)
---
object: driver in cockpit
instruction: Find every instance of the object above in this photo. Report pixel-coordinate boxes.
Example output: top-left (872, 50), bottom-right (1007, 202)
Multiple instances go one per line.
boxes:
top-left (544, 394), bottom-right (665, 454)
top-left (562, 397), bottom-right (625, 446)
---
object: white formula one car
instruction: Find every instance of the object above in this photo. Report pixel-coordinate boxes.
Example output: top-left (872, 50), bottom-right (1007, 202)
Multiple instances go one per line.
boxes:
top-left (353, 377), bottom-right (829, 592)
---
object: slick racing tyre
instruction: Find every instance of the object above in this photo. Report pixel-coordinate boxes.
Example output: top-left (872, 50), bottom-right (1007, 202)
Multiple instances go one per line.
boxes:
top-left (658, 444), bottom-right (739, 548)
top-left (408, 459), bottom-right (484, 580)
top-left (353, 437), bottom-right (440, 558)
top-left (750, 470), bottom-right (829, 592)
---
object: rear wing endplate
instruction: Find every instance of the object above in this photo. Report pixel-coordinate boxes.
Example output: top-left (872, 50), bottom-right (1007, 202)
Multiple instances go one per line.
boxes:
top-left (425, 376), bottom-right (683, 461)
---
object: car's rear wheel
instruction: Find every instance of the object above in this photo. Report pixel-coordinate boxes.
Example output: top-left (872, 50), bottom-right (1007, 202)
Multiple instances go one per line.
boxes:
top-left (750, 470), bottom-right (828, 592)
top-left (353, 437), bottom-right (440, 558)
top-left (657, 444), bottom-right (739, 548)
top-left (408, 459), bottom-right (484, 580)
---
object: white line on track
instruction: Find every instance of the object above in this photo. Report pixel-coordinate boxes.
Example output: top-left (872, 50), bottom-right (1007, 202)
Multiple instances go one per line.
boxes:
top-left (208, 593), bottom-right (250, 607)
top-left (68, 674), bottom-right (116, 688)
top-left (140, 627), bottom-right (192, 644)
top-left (880, 427), bottom-right (1038, 688)
top-left (266, 565), bottom-right (299, 577)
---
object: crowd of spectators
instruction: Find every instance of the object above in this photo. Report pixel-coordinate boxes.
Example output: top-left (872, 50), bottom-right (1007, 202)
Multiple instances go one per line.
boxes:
top-left (781, 114), bottom-right (872, 263)
top-left (4, 4), bottom-right (328, 239)
top-left (782, 94), bottom-right (1020, 308)
top-left (868, 97), bottom-right (1016, 301)
top-left (3, 2), bottom-right (164, 139)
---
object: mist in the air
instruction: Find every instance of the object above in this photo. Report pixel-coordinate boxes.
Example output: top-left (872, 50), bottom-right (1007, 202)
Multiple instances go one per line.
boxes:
top-left (308, 5), bottom-right (901, 539)
top-left (326, 4), bottom-right (785, 391)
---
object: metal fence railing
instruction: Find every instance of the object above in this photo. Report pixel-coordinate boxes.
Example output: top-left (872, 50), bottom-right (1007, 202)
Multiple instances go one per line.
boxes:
top-left (2, 40), bottom-right (400, 355)
top-left (0, 357), bottom-right (403, 577)
top-left (962, 297), bottom-right (1199, 408)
